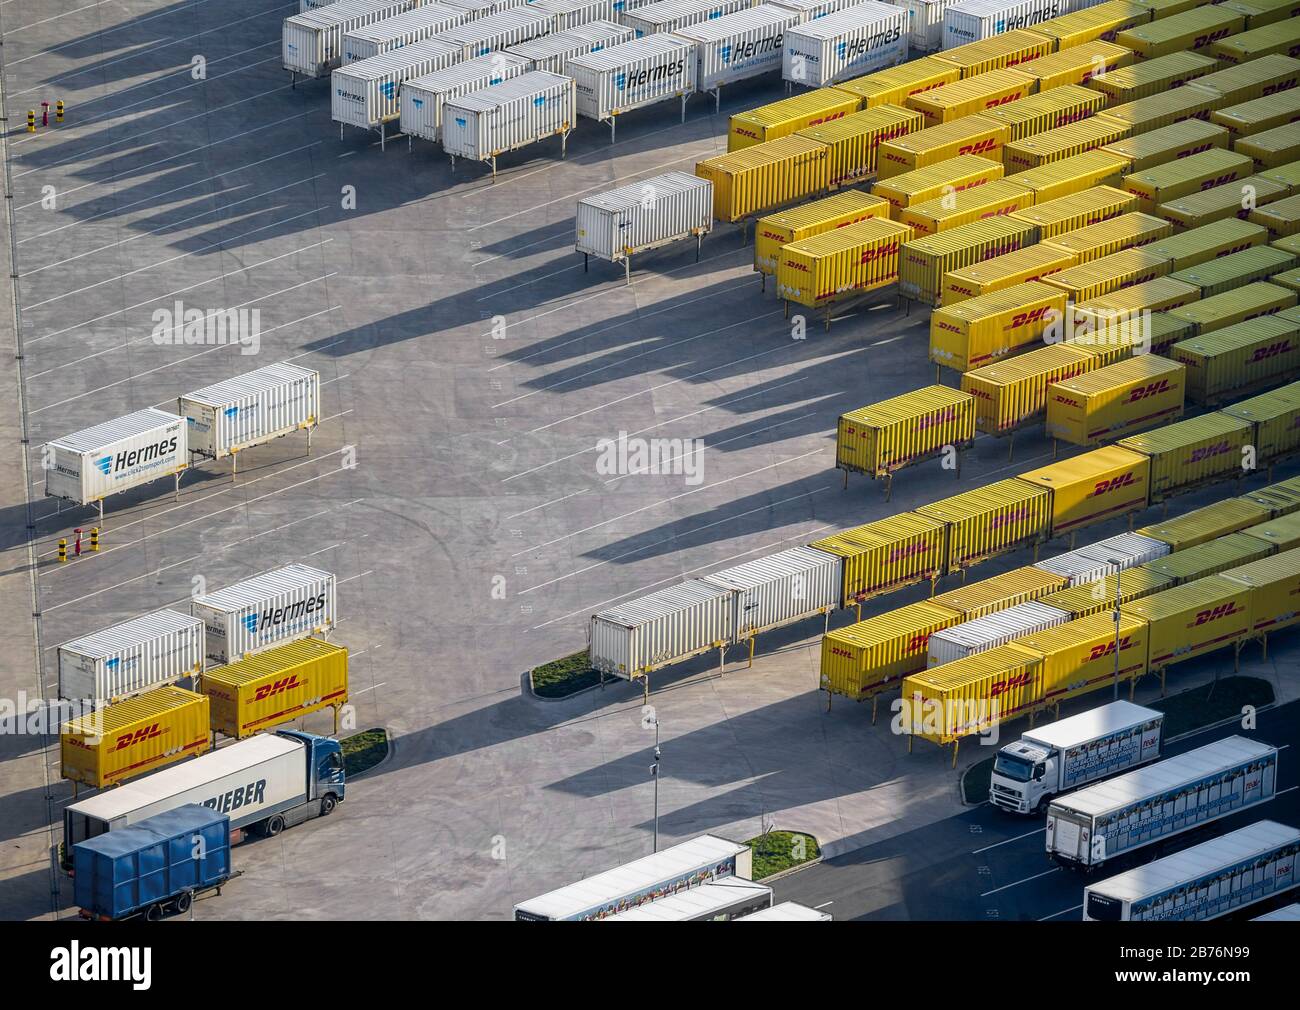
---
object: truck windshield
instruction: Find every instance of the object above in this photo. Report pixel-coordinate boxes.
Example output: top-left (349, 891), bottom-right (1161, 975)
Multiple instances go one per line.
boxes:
top-left (993, 753), bottom-right (1034, 782)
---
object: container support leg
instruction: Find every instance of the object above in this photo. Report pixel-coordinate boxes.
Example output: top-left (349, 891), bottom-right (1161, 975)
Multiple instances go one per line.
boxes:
top-left (1161, 666), bottom-right (1168, 696)
top-left (826, 690), bottom-right (832, 713)
top-left (696, 233), bottom-right (702, 262)
top-left (174, 472), bottom-right (180, 502)
top-left (642, 675), bottom-right (649, 704)
top-left (951, 740), bottom-right (959, 769)
top-left (1263, 634), bottom-right (1269, 661)
top-left (1129, 676), bottom-right (1137, 701)
top-left (1234, 641), bottom-right (1241, 673)
top-left (333, 705), bottom-right (339, 735)
top-left (908, 734), bottom-right (913, 754)
top-left (885, 472), bottom-right (893, 503)
top-left (1007, 432), bottom-right (1014, 461)
top-left (340, 123), bottom-right (344, 142)
top-left (97, 499), bottom-right (104, 528)
top-left (680, 93), bottom-right (687, 123)
top-left (610, 117), bottom-right (616, 143)
top-left (491, 156), bottom-right (497, 184)
top-left (719, 645), bottom-right (726, 675)
top-left (625, 256), bottom-right (631, 287)
top-left (231, 450), bottom-right (238, 483)
top-left (561, 129), bottom-right (568, 159)
top-left (747, 636), bottom-right (755, 669)
top-left (584, 253), bottom-right (588, 273)
top-left (935, 364), bottom-right (941, 383)
top-left (713, 88), bottom-right (720, 114)
top-left (1052, 438), bottom-right (1058, 460)
top-left (291, 72), bottom-right (296, 90)
top-left (408, 133), bottom-right (412, 153)
top-left (871, 694), bottom-right (879, 726)
top-left (380, 121), bottom-right (386, 153)
top-left (761, 272), bottom-right (766, 293)
top-left (842, 467), bottom-right (848, 490)
top-left (308, 425), bottom-right (314, 454)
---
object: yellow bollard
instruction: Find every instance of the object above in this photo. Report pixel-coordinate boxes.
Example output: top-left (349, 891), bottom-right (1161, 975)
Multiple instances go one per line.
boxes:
top-left (27, 110), bottom-right (36, 133)
top-left (56, 100), bottom-right (64, 124)
top-left (90, 527), bottom-right (100, 552)
top-left (58, 538), bottom-right (67, 563)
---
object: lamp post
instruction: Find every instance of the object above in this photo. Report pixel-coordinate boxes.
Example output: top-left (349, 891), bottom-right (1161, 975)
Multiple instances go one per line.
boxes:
top-left (1111, 561), bottom-right (1122, 701)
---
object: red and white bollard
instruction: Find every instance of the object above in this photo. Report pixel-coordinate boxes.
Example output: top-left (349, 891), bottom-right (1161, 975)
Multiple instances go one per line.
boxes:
top-left (41, 101), bottom-right (50, 127)
top-left (74, 528), bottom-right (83, 557)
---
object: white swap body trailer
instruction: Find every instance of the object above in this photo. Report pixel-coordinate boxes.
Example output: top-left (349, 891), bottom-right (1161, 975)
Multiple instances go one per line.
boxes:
top-left (589, 579), bottom-right (734, 679)
top-left (524, 0), bottom-right (616, 30)
top-left (567, 33), bottom-right (698, 138)
top-left (341, 3), bottom-right (472, 61)
top-left (190, 564), bottom-right (337, 665)
top-left (1254, 902), bottom-right (1300, 921)
top-left (926, 600), bottom-right (1069, 665)
top-left (901, 0), bottom-right (951, 51)
top-left (601, 876), bottom-right (773, 920)
top-left (575, 170), bottom-right (713, 266)
top-left (1035, 532), bottom-right (1169, 587)
top-left (699, 545), bottom-right (842, 641)
top-left (283, 0), bottom-right (418, 78)
top-left (179, 362), bottom-right (320, 462)
top-left (674, 5), bottom-right (799, 95)
top-left (505, 20), bottom-right (635, 72)
top-left (57, 610), bottom-right (205, 707)
top-left (400, 52), bottom-right (532, 141)
top-left (441, 71), bottom-right (576, 171)
top-left (1046, 736), bottom-right (1279, 868)
top-left (440, 7), bottom-right (553, 58)
top-left (43, 407), bottom-right (186, 508)
top-left (1083, 820), bottom-right (1300, 921)
top-left (782, 1), bottom-right (907, 87)
top-left (513, 834), bottom-right (752, 919)
top-left (331, 37), bottom-right (464, 129)
top-left (622, 0), bottom-right (758, 37)
top-left (771, 0), bottom-right (883, 22)
top-left (942, 0), bottom-right (1065, 48)
top-left (446, 0), bottom-right (537, 12)
top-left (989, 701), bottom-right (1164, 814)
top-left (737, 900), bottom-right (833, 920)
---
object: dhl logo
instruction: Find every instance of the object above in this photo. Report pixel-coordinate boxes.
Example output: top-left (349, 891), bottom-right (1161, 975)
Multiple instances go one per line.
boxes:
top-left (860, 242), bottom-right (900, 263)
top-left (883, 151), bottom-right (910, 164)
top-left (953, 177), bottom-right (989, 194)
top-left (828, 646), bottom-right (855, 660)
top-left (115, 724), bottom-right (163, 751)
top-left (760, 229), bottom-right (792, 243)
top-left (989, 671), bottom-right (1034, 697)
top-left (889, 542), bottom-right (930, 563)
top-left (949, 284), bottom-right (978, 297)
top-left (1263, 81), bottom-right (1298, 96)
top-left (1007, 306), bottom-right (1050, 330)
top-left (1092, 472), bottom-right (1137, 497)
top-left (991, 507), bottom-right (1031, 529)
top-left (1127, 379), bottom-right (1171, 402)
top-left (980, 206), bottom-right (1018, 221)
top-left (871, 125), bottom-right (911, 149)
top-left (1175, 143), bottom-right (1214, 159)
top-left (917, 408), bottom-right (957, 430)
top-left (906, 634), bottom-right (931, 653)
top-left (806, 111), bottom-right (848, 129)
top-left (958, 138), bottom-right (999, 156)
top-left (1053, 111), bottom-right (1090, 127)
top-left (1215, 243), bottom-right (1254, 258)
top-left (1250, 341), bottom-right (1292, 362)
top-left (1080, 62), bottom-right (1120, 83)
top-left (1088, 637), bottom-right (1133, 661)
top-left (1189, 440), bottom-right (1231, 463)
top-left (984, 92), bottom-right (1024, 109)
top-left (1193, 602), bottom-right (1242, 625)
top-left (968, 387), bottom-right (993, 400)
top-left (1054, 395), bottom-right (1085, 408)
top-left (733, 127), bottom-right (760, 140)
top-left (253, 674), bottom-right (302, 701)
top-left (785, 260), bottom-right (811, 272)
top-left (936, 320), bottom-right (962, 333)
top-left (908, 82), bottom-right (946, 97)
top-left (1199, 173), bottom-right (1241, 191)
top-left (1192, 29), bottom-right (1232, 48)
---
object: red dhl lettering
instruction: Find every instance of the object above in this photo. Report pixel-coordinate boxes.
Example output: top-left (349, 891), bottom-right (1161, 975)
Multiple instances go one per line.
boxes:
top-left (908, 81), bottom-right (946, 97)
top-left (989, 671), bottom-right (1033, 697)
top-left (807, 111), bottom-right (848, 129)
top-left (958, 138), bottom-right (999, 156)
top-left (1176, 143), bottom-right (1214, 159)
top-left (1081, 62), bottom-right (1120, 83)
top-left (1054, 395), bottom-right (1085, 408)
top-left (969, 387), bottom-right (992, 399)
top-left (1251, 341), bottom-right (1292, 362)
top-left (860, 242), bottom-right (900, 263)
top-left (785, 260), bottom-right (810, 272)
top-left (1216, 243), bottom-right (1253, 258)
top-left (253, 674), bottom-right (302, 701)
top-left (1007, 305), bottom-right (1050, 330)
top-left (884, 151), bottom-right (909, 164)
top-left (917, 408), bottom-right (956, 430)
top-left (828, 645), bottom-right (855, 660)
top-left (981, 206), bottom-right (1017, 220)
top-left (953, 177), bottom-right (989, 193)
top-left (1088, 637), bottom-right (1133, 661)
top-left (115, 724), bottom-right (163, 751)
top-left (760, 229), bottom-right (790, 243)
top-left (1199, 173), bottom-right (1240, 191)
top-left (1127, 379), bottom-right (1171, 402)
top-left (1193, 602), bottom-right (1241, 625)
top-left (1188, 440), bottom-right (1231, 463)
top-left (1263, 81), bottom-right (1298, 97)
top-left (1192, 29), bottom-right (1231, 49)
top-left (936, 320), bottom-right (962, 333)
top-left (871, 124), bottom-right (911, 149)
top-left (984, 92), bottom-right (1023, 109)
top-left (1092, 472), bottom-right (1137, 497)
top-left (889, 542), bottom-right (930, 563)
top-left (949, 284), bottom-right (978, 296)
top-left (991, 507), bottom-right (1031, 529)
top-left (906, 634), bottom-right (931, 653)
top-left (734, 127), bottom-right (760, 140)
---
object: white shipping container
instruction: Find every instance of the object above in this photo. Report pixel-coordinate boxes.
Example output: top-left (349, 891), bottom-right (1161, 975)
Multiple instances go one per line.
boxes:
top-left (1033, 550), bottom-right (1113, 588)
top-left (942, 0), bottom-right (1063, 48)
top-left (505, 20), bottom-right (635, 73)
top-left (441, 7), bottom-right (552, 58)
top-left (341, 4), bottom-right (471, 62)
top-left (927, 600), bottom-right (1070, 665)
top-left (447, 0), bottom-right (537, 13)
top-left (524, 0), bottom-right (616, 30)
top-left (1075, 532), bottom-right (1170, 572)
top-left (589, 580), bottom-right (735, 679)
top-left (771, 0), bottom-right (882, 22)
top-left (44, 408), bottom-right (187, 509)
top-left (700, 545), bottom-right (842, 640)
top-left (568, 34), bottom-right (698, 139)
top-left (332, 37), bottom-right (464, 129)
top-left (57, 611), bottom-right (205, 706)
top-left (400, 51), bottom-right (532, 141)
top-left (441, 71), bottom-right (576, 174)
top-left (283, 0), bottom-right (417, 78)
top-left (622, 0), bottom-right (757, 37)
top-left (191, 565), bottom-right (337, 665)
top-left (179, 362), bottom-right (321, 463)
top-left (674, 5), bottom-right (798, 96)
top-left (902, 0), bottom-right (949, 51)
top-left (575, 170), bottom-right (713, 271)
top-left (782, 2), bottom-right (907, 87)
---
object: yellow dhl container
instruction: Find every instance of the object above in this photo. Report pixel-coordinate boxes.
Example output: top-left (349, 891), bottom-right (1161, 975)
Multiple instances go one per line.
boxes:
top-left (1017, 41), bottom-right (1135, 93)
top-left (913, 478), bottom-right (1052, 572)
top-left (906, 69), bottom-right (1038, 127)
top-left (1166, 280), bottom-right (1297, 333)
top-left (1172, 315), bottom-right (1300, 402)
top-left (961, 343), bottom-right (1101, 434)
top-left (811, 514), bottom-right (948, 605)
top-left (1118, 412), bottom-right (1254, 501)
top-left (933, 31), bottom-right (1057, 78)
top-left (1044, 355), bottom-right (1185, 445)
top-left (203, 639), bottom-right (348, 739)
top-left (1067, 303), bottom-right (1194, 358)
top-left (1213, 90), bottom-right (1300, 139)
top-left (1220, 384), bottom-right (1300, 461)
top-left (1013, 612), bottom-right (1152, 705)
top-left (900, 644), bottom-right (1044, 745)
top-left (1018, 444), bottom-right (1154, 535)
top-left (1032, 2), bottom-right (1152, 50)
top-left (899, 179), bottom-right (1034, 236)
top-left (1142, 533), bottom-right (1274, 584)
top-left (1242, 512), bottom-right (1300, 551)
top-left (1275, 235), bottom-right (1300, 256)
top-left (1039, 568), bottom-right (1174, 618)
top-left (1188, 54), bottom-right (1300, 109)
top-left (930, 280), bottom-right (1070, 371)
top-left (1264, 159), bottom-right (1300, 191)
top-left (60, 686), bottom-right (210, 789)
top-left (1236, 122), bottom-right (1300, 170)
top-left (1008, 185), bottom-right (1138, 238)
top-left (871, 154), bottom-right (1006, 216)
top-left (1099, 119), bottom-right (1229, 174)
top-left (836, 385), bottom-right (975, 477)
top-left (1117, 6), bottom-right (1246, 61)
top-left (728, 88), bottom-right (861, 151)
top-left (981, 86), bottom-right (1109, 145)
top-left (943, 243), bottom-right (1078, 304)
top-left (1133, 0), bottom-right (1217, 18)
top-left (797, 105), bottom-right (923, 188)
top-left (899, 217), bottom-right (1038, 305)
top-left (776, 217), bottom-right (913, 307)
top-left (1273, 265), bottom-right (1300, 292)
top-left (1215, 0), bottom-right (1300, 30)
top-left (1123, 148), bottom-right (1256, 213)
top-left (1159, 175), bottom-right (1292, 229)
top-left (1242, 473), bottom-right (1300, 514)
top-left (696, 136), bottom-right (831, 223)
top-left (877, 116), bottom-right (1010, 178)
top-left (1004, 150), bottom-right (1131, 205)
top-left (1251, 191), bottom-right (1300, 234)
top-left (1138, 497), bottom-right (1274, 548)
top-left (820, 601), bottom-right (961, 701)
top-left (1144, 217), bottom-right (1269, 269)
top-left (753, 190), bottom-right (890, 277)
top-left (833, 57), bottom-right (963, 110)
top-left (1042, 211), bottom-right (1172, 262)
top-left (1094, 85), bottom-right (1226, 136)
top-left (1121, 574), bottom-right (1254, 675)
top-left (1169, 244), bottom-right (1296, 296)
top-left (1003, 117), bottom-right (1132, 173)
top-left (1086, 51), bottom-right (1219, 104)
top-left (1072, 276), bottom-right (1201, 326)
top-left (931, 565), bottom-right (1070, 620)
top-left (1221, 547), bottom-right (1300, 641)
top-left (1042, 246), bottom-right (1173, 302)
top-left (1210, 16), bottom-right (1300, 63)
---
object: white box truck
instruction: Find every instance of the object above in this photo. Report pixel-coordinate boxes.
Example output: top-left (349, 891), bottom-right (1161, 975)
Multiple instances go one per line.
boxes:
top-left (1046, 736), bottom-right (1279, 868)
top-left (989, 700), bottom-right (1164, 814)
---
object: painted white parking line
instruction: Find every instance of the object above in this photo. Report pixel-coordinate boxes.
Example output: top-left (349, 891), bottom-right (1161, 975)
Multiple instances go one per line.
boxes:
top-left (474, 229), bottom-right (569, 266)
top-left (340, 571), bottom-right (373, 584)
top-left (971, 827), bottom-right (1046, 855)
top-left (505, 489), bottom-right (589, 521)
top-left (8, 0), bottom-right (138, 37)
top-left (44, 555), bottom-right (203, 612)
top-left (980, 866), bottom-right (1060, 897)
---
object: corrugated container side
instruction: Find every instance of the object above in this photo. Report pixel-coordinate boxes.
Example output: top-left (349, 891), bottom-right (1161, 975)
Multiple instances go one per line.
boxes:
top-left (1159, 175), bottom-right (1292, 231)
top-left (1099, 118), bottom-right (1229, 174)
top-left (820, 601), bottom-right (961, 700)
top-left (1043, 354), bottom-right (1185, 446)
top-left (1140, 533), bottom-right (1274, 585)
top-left (1011, 611), bottom-right (1151, 706)
top-left (1117, 413), bottom-right (1255, 502)
top-left (1221, 547), bottom-right (1300, 640)
top-left (1136, 497), bottom-right (1275, 549)
top-left (1041, 210), bottom-right (1172, 263)
top-left (700, 545), bottom-right (842, 638)
top-left (1166, 281), bottom-right (1297, 334)
top-left (1169, 245), bottom-right (1297, 298)
top-left (57, 610), bottom-right (205, 706)
top-left (1037, 566), bottom-right (1173, 618)
top-left (930, 279), bottom-right (1070, 371)
top-left (776, 217), bottom-right (915, 305)
top-left (1029, 1), bottom-right (1150, 50)
top-left (1121, 574), bottom-right (1254, 673)
top-left (753, 190), bottom-right (889, 275)
top-left (1002, 116), bottom-right (1131, 173)
top-left (905, 68), bottom-right (1038, 127)
top-left (1013, 40), bottom-right (1133, 92)
top-left (1115, 6), bottom-right (1246, 61)
top-left (696, 135), bottom-right (831, 223)
top-left (60, 687), bottom-right (211, 788)
top-left (871, 153), bottom-right (1007, 217)
top-left (811, 513), bottom-right (949, 604)
top-left (927, 600), bottom-right (1070, 665)
top-left (929, 28), bottom-right (1054, 77)
top-left (931, 564), bottom-right (1069, 620)
top-left (1084, 50), bottom-right (1219, 104)
top-left (203, 639), bottom-right (349, 739)
top-left (1122, 148), bottom-right (1256, 215)
top-left (961, 343), bottom-right (1098, 433)
top-left (1017, 445), bottom-right (1153, 536)
top-left (1004, 149), bottom-right (1130, 205)
top-left (900, 643), bottom-right (1045, 745)
top-left (576, 171), bottom-right (714, 262)
top-left (1093, 83), bottom-right (1227, 137)
top-left (942, 242), bottom-right (1078, 304)
top-left (1209, 15), bottom-right (1300, 64)
top-left (876, 114), bottom-right (1011, 177)
top-left (913, 477), bottom-right (1052, 572)
top-left (899, 216), bottom-right (1039, 304)
top-left (728, 87), bottom-right (862, 150)
top-left (832, 55), bottom-right (962, 108)
top-left (796, 104), bottom-right (925, 187)
top-left (588, 580), bottom-right (735, 678)
top-left (1144, 217), bottom-right (1269, 270)
top-left (1040, 245), bottom-right (1172, 303)
top-left (1007, 184), bottom-right (1137, 239)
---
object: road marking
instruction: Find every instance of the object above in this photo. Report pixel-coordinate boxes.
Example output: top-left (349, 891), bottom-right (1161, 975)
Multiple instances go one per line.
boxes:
top-left (474, 229), bottom-right (569, 266)
top-left (505, 489), bottom-right (589, 521)
top-left (972, 827), bottom-right (1046, 855)
top-left (813, 901), bottom-right (833, 910)
top-left (340, 571), bottom-right (373, 584)
top-left (1039, 904), bottom-right (1081, 921)
top-left (44, 555), bottom-right (203, 612)
top-left (980, 866), bottom-right (1060, 897)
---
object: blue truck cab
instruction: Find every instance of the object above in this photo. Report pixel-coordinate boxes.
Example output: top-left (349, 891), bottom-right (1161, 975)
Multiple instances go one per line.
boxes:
top-left (277, 729), bottom-right (346, 813)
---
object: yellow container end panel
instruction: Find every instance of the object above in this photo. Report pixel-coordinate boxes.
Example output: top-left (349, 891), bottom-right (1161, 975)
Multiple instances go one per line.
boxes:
top-left (60, 686), bottom-right (210, 789)
top-left (1004, 150), bottom-right (1131, 205)
top-left (913, 478), bottom-right (1052, 572)
top-left (931, 565), bottom-right (1070, 620)
top-left (1145, 217), bottom-right (1269, 270)
top-left (696, 136), bottom-right (832, 224)
top-left (1242, 512), bottom-right (1300, 552)
top-left (1116, 6), bottom-right (1247, 61)
top-left (1172, 314), bottom-right (1300, 403)
top-left (1039, 568), bottom-right (1174, 618)
top-left (202, 638), bottom-right (348, 739)
top-left (811, 513), bottom-right (948, 605)
top-left (1012, 612), bottom-right (1151, 705)
top-left (876, 115), bottom-right (1010, 178)
top-left (900, 179), bottom-right (1035, 238)
top-left (899, 218), bottom-right (1039, 305)
top-left (1017, 41), bottom-right (1136, 93)
top-left (871, 154), bottom-right (1007, 217)
top-left (1100, 118), bottom-right (1230, 174)
top-left (1221, 386), bottom-right (1300, 462)
top-left (1004, 117), bottom-right (1132, 173)
top-left (833, 57), bottom-right (963, 110)
top-left (1008, 184), bottom-right (1139, 239)
top-left (1210, 17), bottom-right (1300, 64)
top-left (819, 601), bottom-right (961, 700)
top-left (930, 280), bottom-right (1070, 372)
top-left (1166, 281), bottom-right (1297, 334)
top-left (1117, 412), bottom-right (1255, 500)
top-left (901, 644), bottom-right (1044, 744)
top-left (1121, 574), bottom-right (1254, 671)
top-left (1220, 546), bottom-right (1300, 636)
top-left (1141, 533), bottom-right (1274, 584)
top-left (1042, 211), bottom-right (1173, 263)
top-left (931, 31), bottom-right (1056, 78)
top-left (906, 69), bottom-right (1038, 128)
top-left (754, 190), bottom-right (890, 276)
top-left (1159, 175), bottom-right (1292, 231)
top-left (727, 89), bottom-right (862, 151)
top-left (836, 386), bottom-right (975, 476)
top-left (1044, 354), bottom-right (1185, 446)
top-left (1123, 148), bottom-right (1257, 214)
top-left (1137, 497), bottom-right (1273, 548)
top-left (1095, 86), bottom-right (1227, 137)
top-left (1033, 2), bottom-right (1152, 51)
top-left (1184, 54), bottom-right (1300, 108)
top-left (797, 105), bottom-right (924, 188)
top-left (1018, 444), bottom-right (1153, 535)
top-left (1042, 246), bottom-right (1173, 303)
top-left (961, 344), bottom-right (1100, 434)
top-left (1237, 122), bottom-right (1300, 171)
top-left (1087, 51), bottom-right (1220, 104)
top-left (776, 218), bottom-right (914, 308)
top-left (1250, 191), bottom-right (1300, 236)
top-left (943, 243), bottom-right (1078, 305)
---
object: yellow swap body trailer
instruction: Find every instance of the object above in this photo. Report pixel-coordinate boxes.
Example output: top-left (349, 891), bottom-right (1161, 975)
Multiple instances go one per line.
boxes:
top-left (202, 638), bottom-right (349, 739)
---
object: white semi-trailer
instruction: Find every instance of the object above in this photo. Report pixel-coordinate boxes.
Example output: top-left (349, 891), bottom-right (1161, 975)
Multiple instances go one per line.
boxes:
top-left (989, 701), bottom-right (1164, 814)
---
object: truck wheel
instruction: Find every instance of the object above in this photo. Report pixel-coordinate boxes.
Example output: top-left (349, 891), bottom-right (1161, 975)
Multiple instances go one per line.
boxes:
top-left (175, 891), bottom-right (193, 914)
top-left (265, 815), bottom-right (285, 837)
top-left (320, 794), bottom-right (337, 816)
top-left (145, 903), bottom-right (164, 922)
